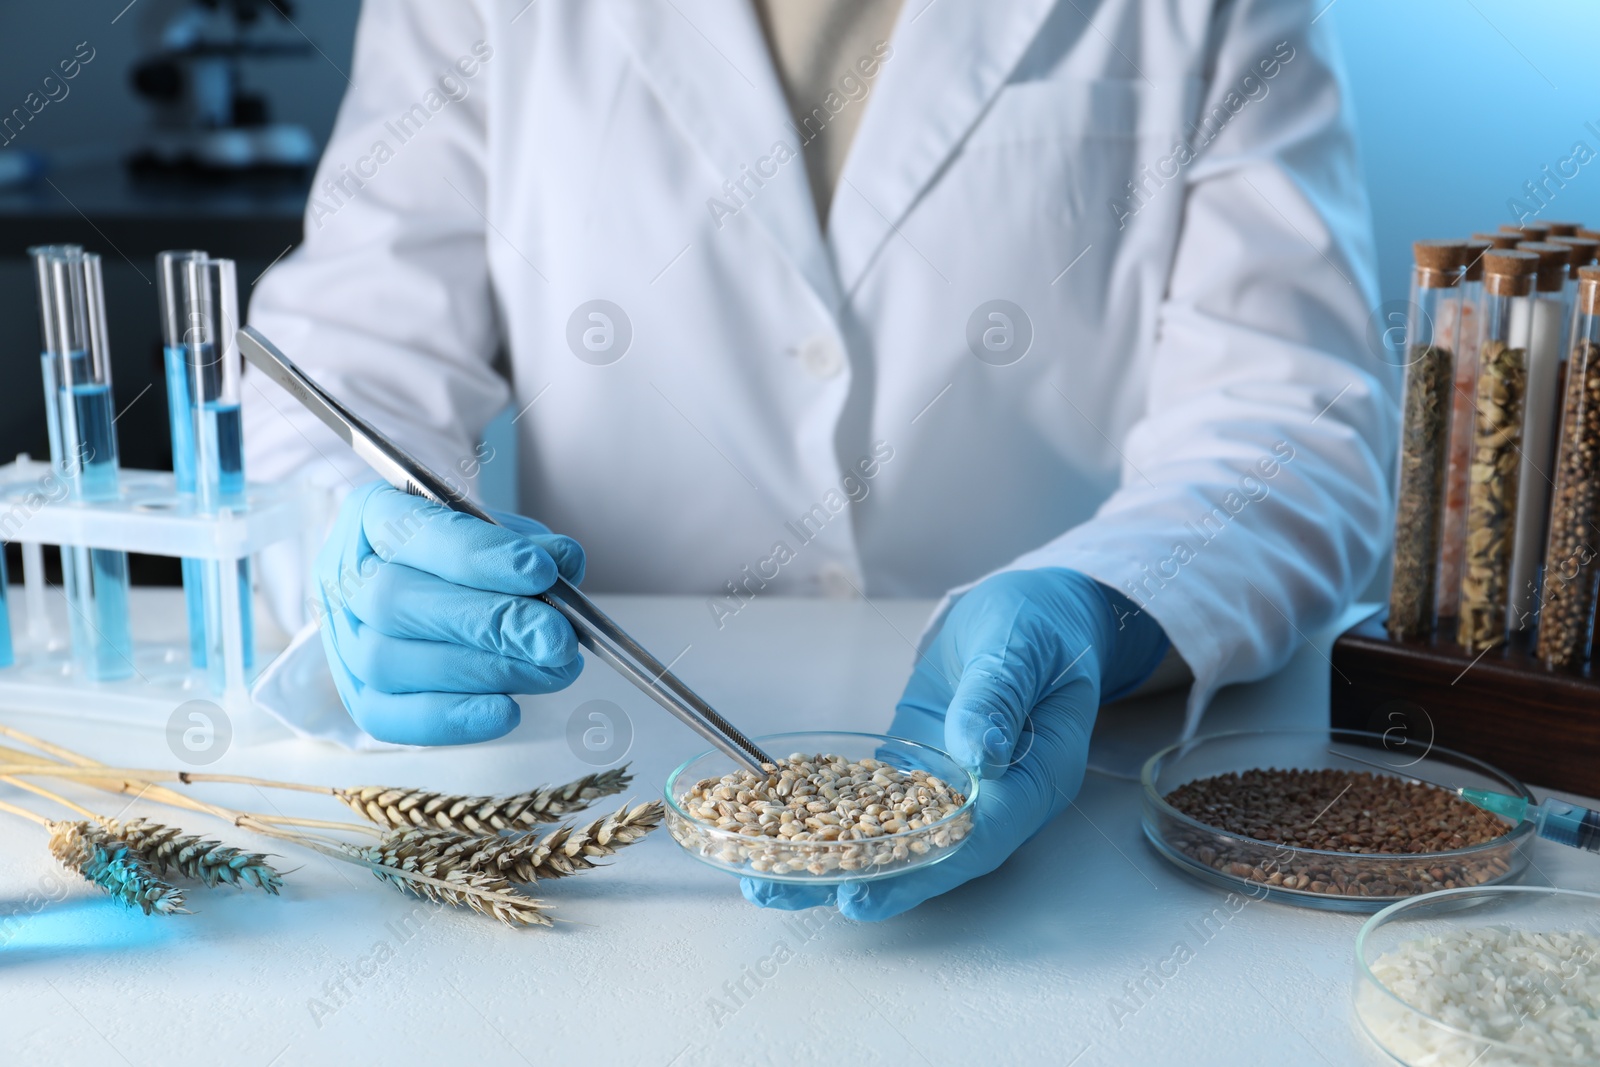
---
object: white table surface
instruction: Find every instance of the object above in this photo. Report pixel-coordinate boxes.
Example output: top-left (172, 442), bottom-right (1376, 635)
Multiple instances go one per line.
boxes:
top-left (2, 590), bottom-right (1596, 1067)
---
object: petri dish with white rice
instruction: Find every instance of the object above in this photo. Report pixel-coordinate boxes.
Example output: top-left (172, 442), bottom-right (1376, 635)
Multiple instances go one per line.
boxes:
top-left (1354, 886), bottom-right (1600, 1065)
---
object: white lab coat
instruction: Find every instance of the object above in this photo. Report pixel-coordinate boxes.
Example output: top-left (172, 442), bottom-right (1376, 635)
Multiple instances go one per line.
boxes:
top-left (244, 0), bottom-right (1395, 738)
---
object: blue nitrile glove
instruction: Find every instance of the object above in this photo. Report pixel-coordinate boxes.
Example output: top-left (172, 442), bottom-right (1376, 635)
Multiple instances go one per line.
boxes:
top-left (741, 567), bottom-right (1169, 919)
top-left (312, 481), bottom-right (586, 746)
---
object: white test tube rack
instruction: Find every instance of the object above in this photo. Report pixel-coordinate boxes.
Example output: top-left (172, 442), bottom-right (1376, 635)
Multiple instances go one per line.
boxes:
top-left (0, 455), bottom-right (327, 737)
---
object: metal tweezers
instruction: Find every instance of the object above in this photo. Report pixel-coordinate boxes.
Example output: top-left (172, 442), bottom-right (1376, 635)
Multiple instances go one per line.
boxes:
top-left (238, 325), bottom-right (775, 773)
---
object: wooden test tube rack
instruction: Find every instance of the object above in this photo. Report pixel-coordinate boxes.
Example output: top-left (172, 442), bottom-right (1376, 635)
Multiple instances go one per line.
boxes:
top-left (1330, 611), bottom-right (1600, 797)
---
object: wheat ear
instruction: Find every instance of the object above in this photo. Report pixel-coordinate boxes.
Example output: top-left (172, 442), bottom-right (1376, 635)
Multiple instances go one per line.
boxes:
top-left (47, 821), bottom-right (189, 916)
top-left (0, 772), bottom-right (285, 894)
top-left (381, 800), bottom-right (664, 884)
top-left (339, 837), bottom-right (550, 927)
top-left (105, 818), bottom-right (284, 893)
top-left (334, 766), bottom-right (633, 834)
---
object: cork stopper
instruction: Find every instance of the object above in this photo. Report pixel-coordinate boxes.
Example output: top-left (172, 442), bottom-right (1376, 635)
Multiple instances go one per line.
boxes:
top-left (1462, 240), bottom-right (1491, 282)
top-left (1580, 228), bottom-right (1600, 244)
top-left (1579, 265), bottom-right (1600, 317)
top-left (1544, 221), bottom-right (1580, 237)
top-left (1411, 239), bottom-right (1466, 287)
top-left (1473, 231), bottom-right (1521, 250)
top-left (1502, 222), bottom-right (1550, 241)
top-left (1482, 249), bottom-right (1539, 296)
top-left (1518, 242), bottom-right (1571, 292)
top-left (1551, 235), bottom-right (1599, 268)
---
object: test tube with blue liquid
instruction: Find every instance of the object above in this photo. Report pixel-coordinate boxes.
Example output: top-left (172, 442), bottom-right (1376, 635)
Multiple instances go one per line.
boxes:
top-left (29, 248), bottom-right (133, 680)
top-left (158, 249), bottom-right (210, 668)
top-left (0, 547), bottom-right (13, 669)
top-left (181, 255), bottom-right (254, 690)
top-left (29, 244), bottom-right (80, 490)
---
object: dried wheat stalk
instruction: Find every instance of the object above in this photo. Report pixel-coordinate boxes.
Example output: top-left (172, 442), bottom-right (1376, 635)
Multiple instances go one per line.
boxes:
top-left (47, 821), bottom-right (189, 916)
top-left (386, 800), bottom-right (664, 884)
top-left (105, 818), bottom-right (283, 894)
top-left (0, 725), bottom-right (652, 928)
top-left (334, 766), bottom-right (632, 835)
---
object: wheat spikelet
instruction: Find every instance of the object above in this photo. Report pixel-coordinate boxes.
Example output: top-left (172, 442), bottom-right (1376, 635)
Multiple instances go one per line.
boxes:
top-left (382, 800), bottom-right (664, 884)
top-left (334, 766), bottom-right (631, 834)
top-left (342, 838), bottom-right (550, 928)
top-left (528, 800), bottom-right (664, 879)
top-left (47, 821), bottom-right (189, 916)
top-left (105, 818), bottom-right (283, 894)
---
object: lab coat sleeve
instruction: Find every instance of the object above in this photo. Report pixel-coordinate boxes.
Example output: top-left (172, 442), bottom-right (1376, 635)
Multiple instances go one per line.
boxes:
top-left (930, 1), bottom-right (1395, 738)
top-left (243, 0), bottom-right (504, 630)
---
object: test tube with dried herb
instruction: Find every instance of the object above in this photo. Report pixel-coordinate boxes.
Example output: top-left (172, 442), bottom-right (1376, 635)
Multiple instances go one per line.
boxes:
top-left (1459, 249), bottom-right (1539, 652)
top-left (1436, 239), bottom-right (1491, 623)
top-left (1536, 265), bottom-right (1600, 669)
top-left (1506, 242), bottom-right (1572, 633)
top-left (1387, 240), bottom-right (1466, 640)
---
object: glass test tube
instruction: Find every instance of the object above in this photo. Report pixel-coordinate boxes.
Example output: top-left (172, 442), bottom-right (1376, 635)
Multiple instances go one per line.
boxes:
top-left (1474, 232), bottom-right (1522, 251)
top-left (30, 248), bottom-right (133, 680)
top-left (1387, 240), bottom-right (1465, 640)
top-left (29, 244), bottom-right (82, 474)
top-left (1435, 239), bottom-right (1490, 623)
top-left (1502, 222), bottom-right (1550, 243)
top-left (0, 548), bottom-right (12, 668)
top-left (158, 249), bottom-right (211, 668)
top-left (25, 243), bottom-right (82, 667)
top-left (1507, 242), bottom-right (1572, 634)
top-left (1459, 249), bottom-right (1539, 652)
top-left (181, 256), bottom-right (254, 690)
top-left (1550, 236), bottom-right (1598, 310)
top-left (1536, 265), bottom-right (1600, 668)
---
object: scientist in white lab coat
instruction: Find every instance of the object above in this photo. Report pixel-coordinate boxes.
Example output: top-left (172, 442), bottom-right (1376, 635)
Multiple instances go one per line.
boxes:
top-left (244, 0), bottom-right (1393, 918)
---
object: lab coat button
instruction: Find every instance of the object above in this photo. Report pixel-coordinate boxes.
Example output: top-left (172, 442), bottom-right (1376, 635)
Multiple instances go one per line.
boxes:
top-left (819, 563), bottom-right (859, 599)
top-left (797, 336), bottom-right (844, 379)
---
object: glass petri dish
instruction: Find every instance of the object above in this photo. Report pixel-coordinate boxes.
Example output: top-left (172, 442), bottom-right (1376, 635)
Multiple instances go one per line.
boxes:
top-left (1140, 729), bottom-right (1534, 911)
top-left (664, 731), bottom-right (979, 885)
top-left (1354, 886), bottom-right (1600, 1066)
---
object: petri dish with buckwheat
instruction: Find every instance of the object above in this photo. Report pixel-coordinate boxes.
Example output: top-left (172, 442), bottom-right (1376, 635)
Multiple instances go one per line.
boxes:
top-left (1140, 729), bottom-right (1533, 912)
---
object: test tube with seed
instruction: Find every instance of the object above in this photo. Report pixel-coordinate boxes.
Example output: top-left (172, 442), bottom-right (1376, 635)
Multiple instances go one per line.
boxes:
top-left (1502, 222), bottom-right (1551, 243)
top-left (1536, 265), bottom-right (1600, 669)
top-left (1475, 232), bottom-right (1522, 251)
top-left (1506, 242), bottom-right (1572, 634)
top-left (1436, 239), bottom-right (1491, 622)
top-left (1387, 240), bottom-right (1465, 640)
top-left (1550, 236), bottom-right (1598, 312)
top-left (1458, 249), bottom-right (1539, 652)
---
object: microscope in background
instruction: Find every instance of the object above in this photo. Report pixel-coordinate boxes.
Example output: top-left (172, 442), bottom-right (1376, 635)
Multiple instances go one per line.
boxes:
top-left (129, 0), bottom-right (316, 175)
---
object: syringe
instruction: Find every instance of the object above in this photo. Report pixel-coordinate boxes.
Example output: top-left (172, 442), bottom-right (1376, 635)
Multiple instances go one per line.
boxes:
top-left (1331, 749), bottom-right (1600, 854)
top-left (1457, 789), bottom-right (1600, 853)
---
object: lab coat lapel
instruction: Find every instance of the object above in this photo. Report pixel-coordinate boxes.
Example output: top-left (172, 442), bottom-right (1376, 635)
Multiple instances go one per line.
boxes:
top-left (829, 0), bottom-right (1059, 295)
top-left (605, 0), bottom-right (843, 316)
